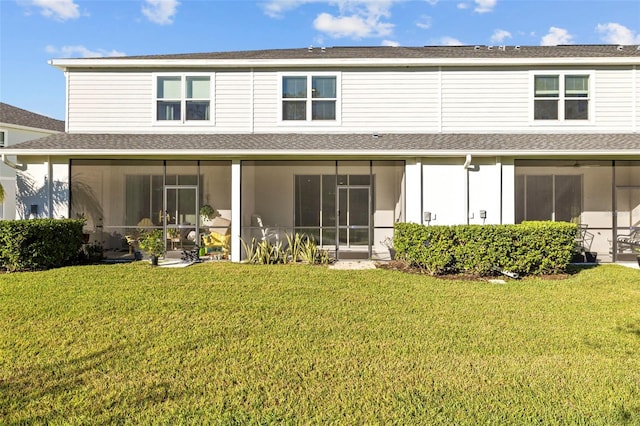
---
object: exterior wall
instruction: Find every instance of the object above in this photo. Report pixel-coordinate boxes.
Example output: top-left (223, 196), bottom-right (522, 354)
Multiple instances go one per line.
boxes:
top-left (595, 67), bottom-right (636, 131)
top-left (404, 158), bottom-right (422, 224)
top-left (67, 72), bottom-right (153, 133)
top-left (1, 126), bottom-right (61, 220)
top-left (422, 158), bottom-right (468, 225)
top-left (441, 68), bottom-right (528, 132)
top-left (14, 156), bottom-right (69, 219)
top-left (420, 157), bottom-right (507, 226)
top-left (339, 69), bottom-right (440, 132)
top-left (635, 66), bottom-right (640, 133)
top-left (65, 65), bottom-right (639, 135)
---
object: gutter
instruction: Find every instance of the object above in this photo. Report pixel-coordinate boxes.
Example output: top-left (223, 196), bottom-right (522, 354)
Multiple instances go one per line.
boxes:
top-left (3, 149), bottom-right (640, 158)
top-left (49, 57), bottom-right (640, 71)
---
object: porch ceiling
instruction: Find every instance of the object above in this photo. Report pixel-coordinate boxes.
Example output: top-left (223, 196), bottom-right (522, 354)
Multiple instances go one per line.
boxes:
top-left (4, 132), bottom-right (640, 158)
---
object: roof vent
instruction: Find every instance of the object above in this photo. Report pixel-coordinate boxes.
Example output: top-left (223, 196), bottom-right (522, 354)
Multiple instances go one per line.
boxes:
top-left (487, 46), bottom-right (493, 50)
top-left (321, 46), bottom-right (326, 52)
top-left (514, 45), bottom-right (521, 50)
top-left (499, 45), bottom-right (506, 51)
top-left (617, 45), bottom-right (624, 51)
top-left (308, 45), bottom-right (313, 52)
top-left (474, 45), bottom-right (481, 50)
top-left (372, 132), bottom-right (380, 138)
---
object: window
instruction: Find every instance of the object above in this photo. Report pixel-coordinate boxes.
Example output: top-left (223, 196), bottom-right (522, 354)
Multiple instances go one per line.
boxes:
top-left (533, 73), bottom-right (590, 122)
top-left (516, 174), bottom-right (582, 222)
top-left (156, 75), bottom-right (212, 123)
top-left (281, 73), bottom-right (339, 122)
top-left (0, 131), bottom-right (5, 148)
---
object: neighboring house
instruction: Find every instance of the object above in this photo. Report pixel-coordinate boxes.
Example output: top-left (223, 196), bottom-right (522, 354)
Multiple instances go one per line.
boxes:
top-left (3, 45), bottom-right (640, 262)
top-left (0, 102), bottom-right (65, 220)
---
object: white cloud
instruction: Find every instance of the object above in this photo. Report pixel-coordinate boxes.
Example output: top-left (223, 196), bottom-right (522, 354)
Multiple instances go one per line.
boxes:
top-left (264, 1), bottom-right (398, 39)
top-left (314, 12), bottom-right (393, 38)
top-left (424, 0), bottom-right (438, 5)
top-left (142, 0), bottom-right (179, 25)
top-left (27, 0), bottom-right (80, 20)
top-left (416, 15), bottom-right (432, 30)
top-left (262, 0), bottom-right (317, 18)
top-left (438, 36), bottom-right (464, 46)
top-left (596, 22), bottom-right (640, 45)
top-left (474, 0), bottom-right (496, 13)
top-left (46, 45), bottom-right (126, 58)
top-left (382, 39), bottom-right (400, 46)
top-left (457, 3), bottom-right (469, 9)
top-left (540, 27), bottom-right (574, 46)
top-left (490, 29), bottom-right (511, 43)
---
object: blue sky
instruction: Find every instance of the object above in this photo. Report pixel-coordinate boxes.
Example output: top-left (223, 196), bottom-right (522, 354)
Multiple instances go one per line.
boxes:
top-left (1, 0), bottom-right (639, 121)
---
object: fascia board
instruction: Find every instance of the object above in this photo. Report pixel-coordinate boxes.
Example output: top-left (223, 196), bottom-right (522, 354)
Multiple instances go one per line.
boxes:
top-left (0, 123), bottom-right (61, 135)
top-left (49, 56), bottom-right (640, 71)
top-left (6, 148), bottom-right (640, 157)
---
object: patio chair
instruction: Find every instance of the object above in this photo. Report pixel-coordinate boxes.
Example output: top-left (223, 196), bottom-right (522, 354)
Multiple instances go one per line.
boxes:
top-left (615, 228), bottom-right (640, 253)
top-left (201, 216), bottom-right (231, 258)
top-left (575, 224), bottom-right (594, 252)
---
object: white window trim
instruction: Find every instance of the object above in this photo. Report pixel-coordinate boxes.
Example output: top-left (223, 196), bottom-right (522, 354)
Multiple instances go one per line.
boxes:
top-left (278, 71), bottom-right (342, 126)
top-left (529, 70), bottom-right (595, 126)
top-left (153, 72), bottom-right (215, 126)
top-left (0, 130), bottom-right (5, 148)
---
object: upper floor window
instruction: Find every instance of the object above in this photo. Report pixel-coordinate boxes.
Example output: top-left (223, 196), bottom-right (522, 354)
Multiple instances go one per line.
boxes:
top-left (281, 73), bottom-right (340, 123)
top-left (155, 74), bottom-right (212, 123)
top-left (0, 131), bottom-right (5, 148)
top-left (533, 73), bottom-right (591, 122)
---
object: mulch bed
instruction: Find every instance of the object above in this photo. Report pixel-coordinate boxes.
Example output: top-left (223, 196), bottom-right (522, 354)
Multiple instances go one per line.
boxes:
top-left (375, 260), bottom-right (572, 281)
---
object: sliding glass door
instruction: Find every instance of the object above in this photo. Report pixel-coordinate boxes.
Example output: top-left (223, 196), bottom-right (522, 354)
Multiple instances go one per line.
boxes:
top-left (164, 185), bottom-right (198, 250)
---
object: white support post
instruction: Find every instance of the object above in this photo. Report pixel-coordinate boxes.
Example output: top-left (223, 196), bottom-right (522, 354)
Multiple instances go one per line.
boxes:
top-left (230, 159), bottom-right (241, 262)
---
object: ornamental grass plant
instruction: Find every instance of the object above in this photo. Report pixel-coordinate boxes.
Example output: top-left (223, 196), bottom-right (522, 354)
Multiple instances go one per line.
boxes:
top-left (1, 263), bottom-right (639, 424)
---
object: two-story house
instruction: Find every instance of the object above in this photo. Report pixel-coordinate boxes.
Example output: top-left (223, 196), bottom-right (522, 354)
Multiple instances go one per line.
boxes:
top-left (0, 102), bottom-right (65, 220)
top-left (3, 45), bottom-right (640, 262)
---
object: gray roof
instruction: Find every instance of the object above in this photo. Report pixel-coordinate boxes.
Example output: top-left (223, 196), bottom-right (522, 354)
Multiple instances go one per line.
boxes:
top-left (6, 132), bottom-right (640, 157)
top-left (104, 45), bottom-right (640, 61)
top-left (0, 102), bottom-right (65, 132)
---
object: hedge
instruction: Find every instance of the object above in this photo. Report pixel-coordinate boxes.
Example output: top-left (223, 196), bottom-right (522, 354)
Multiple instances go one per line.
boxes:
top-left (0, 219), bottom-right (84, 272)
top-left (394, 221), bottom-right (577, 277)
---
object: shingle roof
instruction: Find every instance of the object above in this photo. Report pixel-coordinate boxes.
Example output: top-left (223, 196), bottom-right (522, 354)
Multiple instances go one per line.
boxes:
top-left (6, 133), bottom-right (640, 156)
top-left (104, 45), bottom-right (640, 61)
top-left (0, 103), bottom-right (65, 132)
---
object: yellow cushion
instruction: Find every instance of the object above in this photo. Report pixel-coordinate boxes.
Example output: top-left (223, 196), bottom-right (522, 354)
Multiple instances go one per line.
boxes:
top-left (202, 231), bottom-right (230, 251)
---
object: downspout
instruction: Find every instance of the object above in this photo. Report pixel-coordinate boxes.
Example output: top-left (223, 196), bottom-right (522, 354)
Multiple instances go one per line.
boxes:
top-left (1, 154), bottom-right (26, 171)
top-left (463, 154), bottom-right (472, 225)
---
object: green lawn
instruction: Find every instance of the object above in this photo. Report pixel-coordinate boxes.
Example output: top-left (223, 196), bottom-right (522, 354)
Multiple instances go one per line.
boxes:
top-left (1, 263), bottom-right (639, 424)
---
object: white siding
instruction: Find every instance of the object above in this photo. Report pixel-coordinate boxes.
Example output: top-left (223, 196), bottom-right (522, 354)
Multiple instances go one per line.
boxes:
top-left (340, 69), bottom-right (440, 132)
top-left (65, 65), bottom-right (639, 134)
top-left (441, 68), bottom-right (529, 132)
top-left (635, 66), bottom-right (640, 133)
top-left (215, 72), bottom-right (252, 131)
top-left (68, 72), bottom-right (152, 133)
top-left (251, 71), bottom-right (279, 130)
top-left (594, 68), bottom-right (635, 131)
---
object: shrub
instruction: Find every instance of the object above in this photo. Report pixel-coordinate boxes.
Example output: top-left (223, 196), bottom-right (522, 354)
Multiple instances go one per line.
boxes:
top-left (0, 219), bottom-right (84, 272)
top-left (394, 221), bottom-right (576, 277)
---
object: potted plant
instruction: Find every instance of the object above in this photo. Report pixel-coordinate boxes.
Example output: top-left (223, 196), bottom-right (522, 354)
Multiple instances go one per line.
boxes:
top-left (199, 204), bottom-right (220, 225)
top-left (199, 204), bottom-right (219, 220)
top-left (380, 236), bottom-right (396, 260)
top-left (138, 229), bottom-right (165, 266)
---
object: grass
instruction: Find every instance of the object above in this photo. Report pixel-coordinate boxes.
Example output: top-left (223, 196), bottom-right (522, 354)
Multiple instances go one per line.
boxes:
top-left (1, 262), bottom-right (639, 424)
